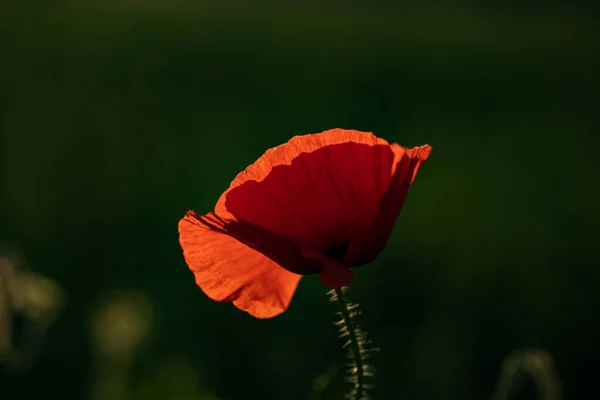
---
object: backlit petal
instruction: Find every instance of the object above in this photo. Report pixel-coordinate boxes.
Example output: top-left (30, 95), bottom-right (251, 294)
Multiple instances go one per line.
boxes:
top-left (178, 211), bottom-right (302, 318)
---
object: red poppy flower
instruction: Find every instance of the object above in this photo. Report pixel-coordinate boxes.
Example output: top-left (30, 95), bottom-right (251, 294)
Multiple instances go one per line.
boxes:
top-left (179, 129), bottom-right (431, 318)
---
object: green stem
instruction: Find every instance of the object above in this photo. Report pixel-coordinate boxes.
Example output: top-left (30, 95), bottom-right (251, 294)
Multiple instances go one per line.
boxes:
top-left (330, 287), bottom-right (374, 400)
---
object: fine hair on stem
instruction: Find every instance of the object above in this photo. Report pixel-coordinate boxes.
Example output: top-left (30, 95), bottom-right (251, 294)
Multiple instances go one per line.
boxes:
top-left (329, 287), bottom-right (378, 400)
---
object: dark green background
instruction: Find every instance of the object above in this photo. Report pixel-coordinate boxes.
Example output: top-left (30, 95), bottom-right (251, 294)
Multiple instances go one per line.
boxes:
top-left (1, 2), bottom-right (599, 399)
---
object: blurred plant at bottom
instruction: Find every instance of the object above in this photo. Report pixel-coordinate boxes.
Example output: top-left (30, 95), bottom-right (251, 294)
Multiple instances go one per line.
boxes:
top-left (87, 290), bottom-right (219, 400)
top-left (492, 348), bottom-right (561, 400)
top-left (0, 244), bottom-right (64, 371)
top-left (87, 290), bottom-right (153, 400)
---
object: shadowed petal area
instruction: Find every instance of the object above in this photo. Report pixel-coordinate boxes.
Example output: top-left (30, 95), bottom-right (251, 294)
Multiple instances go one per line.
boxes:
top-left (178, 211), bottom-right (302, 318)
top-left (223, 135), bottom-right (397, 256)
top-left (345, 144), bottom-right (432, 266)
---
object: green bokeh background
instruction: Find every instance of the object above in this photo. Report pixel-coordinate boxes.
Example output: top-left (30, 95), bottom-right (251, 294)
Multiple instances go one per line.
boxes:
top-left (1, 2), bottom-right (599, 399)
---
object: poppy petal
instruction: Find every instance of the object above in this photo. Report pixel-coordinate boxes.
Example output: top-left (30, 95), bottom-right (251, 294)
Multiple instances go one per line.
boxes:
top-left (216, 128), bottom-right (390, 217)
top-left (345, 144), bottom-right (432, 266)
top-left (217, 129), bottom-right (399, 260)
top-left (198, 212), bottom-right (323, 276)
top-left (178, 211), bottom-right (302, 318)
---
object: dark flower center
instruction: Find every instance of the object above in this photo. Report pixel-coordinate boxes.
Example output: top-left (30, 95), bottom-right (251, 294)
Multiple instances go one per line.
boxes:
top-left (324, 242), bottom-right (349, 264)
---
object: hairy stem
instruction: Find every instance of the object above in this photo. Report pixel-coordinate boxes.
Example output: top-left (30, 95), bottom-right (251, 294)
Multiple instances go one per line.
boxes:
top-left (329, 287), bottom-right (375, 400)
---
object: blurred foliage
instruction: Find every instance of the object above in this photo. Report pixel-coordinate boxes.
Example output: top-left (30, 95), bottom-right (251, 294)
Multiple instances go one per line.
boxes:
top-left (0, 246), bottom-right (64, 372)
top-left (492, 348), bottom-right (561, 400)
top-left (0, 1), bottom-right (599, 399)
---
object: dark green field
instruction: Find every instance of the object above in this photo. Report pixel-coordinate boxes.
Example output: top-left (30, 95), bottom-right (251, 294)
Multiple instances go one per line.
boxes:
top-left (1, 2), bottom-right (598, 399)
